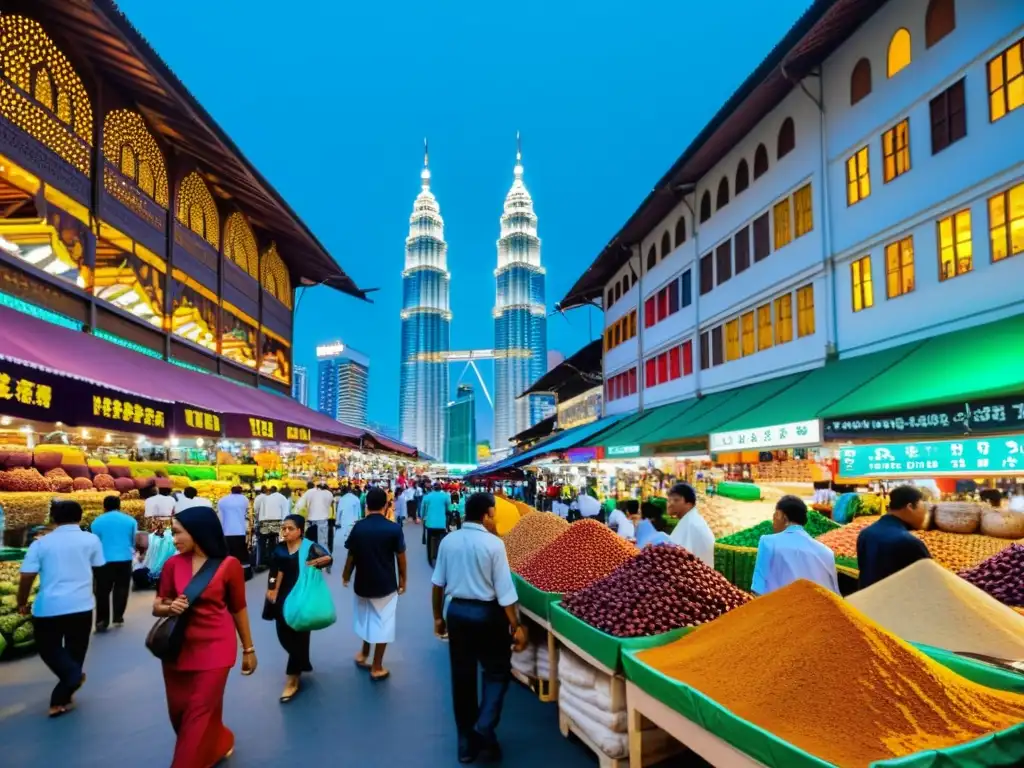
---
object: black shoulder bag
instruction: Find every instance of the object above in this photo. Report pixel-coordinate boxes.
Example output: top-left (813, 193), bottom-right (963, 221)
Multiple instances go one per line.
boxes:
top-left (146, 558), bottom-right (224, 662)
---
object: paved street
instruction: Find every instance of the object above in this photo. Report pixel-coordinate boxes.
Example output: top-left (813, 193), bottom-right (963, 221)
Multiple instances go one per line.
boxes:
top-left (0, 528), bottom-right (685, 767)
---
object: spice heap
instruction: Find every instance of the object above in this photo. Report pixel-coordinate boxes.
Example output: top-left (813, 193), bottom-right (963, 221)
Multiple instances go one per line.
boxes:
top-left (504, 514), bottom-right (570, 572)
top-left (816, 515), bottom-right (882, 558)
top-left (492, 497), bottom-right (521, 537)
top-left (715, 510), bottom-right (839, 548)
top-left (637, 580), bottom-right (1024, 767)
top-left (699, 497), bottom-right (776, 539)
top-left (848, 558), bottom-right (1024, 661)
top-left (517, 519), bottom-right (636, 594)
top-left (912, 529), bottom-right (1017, 571)
top-left (959, 544), bottom-right (1024, 607)
top-left (562, 546), bottom-right (750, 637)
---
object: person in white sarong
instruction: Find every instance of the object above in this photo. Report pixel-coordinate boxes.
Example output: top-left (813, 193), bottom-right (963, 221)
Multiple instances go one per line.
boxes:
top-left (335, 485), bottom-right (362, 549)
top-left (342, 488), bottom-right (407, 681)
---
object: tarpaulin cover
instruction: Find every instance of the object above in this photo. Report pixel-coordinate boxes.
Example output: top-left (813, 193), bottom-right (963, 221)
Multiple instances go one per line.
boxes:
top-left (910, 643), bottom-right (1024, 694)
top-left (549, 601), bottom-right (690, 673)
top-left (622, 650), bottom-right (1024, 768)
top-left (512, 574), bottom-right (561, 622)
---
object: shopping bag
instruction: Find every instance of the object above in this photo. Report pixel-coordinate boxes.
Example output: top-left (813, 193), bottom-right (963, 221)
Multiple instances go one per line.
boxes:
top-left (283, 539), bottom-right (336, 632)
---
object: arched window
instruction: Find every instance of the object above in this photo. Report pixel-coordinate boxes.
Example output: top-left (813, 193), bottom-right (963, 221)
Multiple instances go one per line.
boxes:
top-left (925, 0), bottom-right (955, 48)
top-left (716, 178), bottom-right (729, 210)
top-left (674, 216), bottom-right (686, 245)
top-left (224, 212), bottom-right (259, 278)
top-left (607, 288), bottom-right (614, 307)
top-left (260, 243), bottom-right (292, 308)
top-left (777, 117), bottom-right (795, 159)
top-left (621, 275), bottom-right (630, 296)
top-left (660, 231), bottom-right (672, 259)
top-left (0, 15), bottom-right (93, 175)
top-left (177, 171), bottom-right (220, 249)
top-left (614, 282), bottom-right (621, 302)
top-left (646, 245), bottom-right (657, 271)
top-left (887, 28), bottom-right (912, 77)
top-left (735, 159), bottom-right (750, 195)
top-left (753, 144), bottom-right (769, 180)
top-left (850, 58), bottom-right (872, 105)
top-left (103, 109), bottom-right (169, 207)
top-left (699, 191), bottom-right (712, 223)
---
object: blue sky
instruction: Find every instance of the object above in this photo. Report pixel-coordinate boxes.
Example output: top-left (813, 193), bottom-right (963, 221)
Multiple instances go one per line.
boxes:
top-left (120, 0), bottom-right (811, 441)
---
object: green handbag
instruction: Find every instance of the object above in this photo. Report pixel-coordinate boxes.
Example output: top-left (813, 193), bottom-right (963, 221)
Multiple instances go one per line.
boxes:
top-left (283, 540), bottom-right (337, 632)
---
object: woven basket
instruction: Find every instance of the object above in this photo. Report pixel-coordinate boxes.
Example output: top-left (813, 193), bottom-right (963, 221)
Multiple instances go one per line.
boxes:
top-left (980, 509), bottom-right (1024, 540)
top-left (932, 502), bottom-right (982, 534)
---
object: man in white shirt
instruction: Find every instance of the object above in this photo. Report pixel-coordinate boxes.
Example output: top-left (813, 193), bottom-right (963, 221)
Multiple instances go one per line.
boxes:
top-left (304, 482), bottom-right (335, 551)
top-left (393, 485), bottom-right (409, 526)
top-left (217, 486), bottom-right (252, 579)
top-left (336, 484), bottom-right (363, 547)
top-left (576, 489), bottom-right (602, 521)
top-left (751, 495), bottom-right (839, 596)
top-left (254, 485), bottom-right (269, 520)
top-left (256, 485), bottom-right (290, 566)
top-left (607, 499), bottom-right (637, 541)
top-left (552, 499), bottom-right (569, 519)
top-left (174, 486), bottom-right (212, 514)
top-left (667, 482), bottom-right (715, 566)
top-left (18, 499), bottom-right (104, 716)
top-left (144, 487), bottom-right (175, 523)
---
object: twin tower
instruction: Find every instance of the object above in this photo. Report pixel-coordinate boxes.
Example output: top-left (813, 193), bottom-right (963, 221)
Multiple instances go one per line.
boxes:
top-left (398, 137), bottom-right (548, 461)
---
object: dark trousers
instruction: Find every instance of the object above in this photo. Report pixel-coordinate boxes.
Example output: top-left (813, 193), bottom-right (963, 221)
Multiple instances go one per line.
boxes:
top-left (446, 599), bottom-right (511, 743)
top-left (94, 560), bottom-right (132, 628)
top-left (34, 610), bottom-right (92, 707)
top-left (256, 532), bottom-right (278, 571)
top-left (409, 498), bottom-right (419, 521)
top-left (426, 527), bottom-right (446, 568)
top-left (327, 522), bottom-right (335, 553)
top-left (275, 616), bottom-right (312, 676)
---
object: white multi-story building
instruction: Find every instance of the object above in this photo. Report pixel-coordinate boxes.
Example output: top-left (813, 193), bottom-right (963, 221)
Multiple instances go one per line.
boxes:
top-left (562, 0), bottom-right (1023, 421)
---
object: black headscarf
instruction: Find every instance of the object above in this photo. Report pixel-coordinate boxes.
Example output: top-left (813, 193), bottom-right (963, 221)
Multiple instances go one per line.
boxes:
top-left (176, 507), bottom-right (229, 559)
top-left (284, 513), bottom-right (306, 530)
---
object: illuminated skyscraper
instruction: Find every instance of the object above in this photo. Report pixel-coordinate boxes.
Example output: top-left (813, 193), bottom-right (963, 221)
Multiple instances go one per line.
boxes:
top-left (398, 142), bottom-right (450, 460)
top-left (316, 342), bottom-right (369, 429)
top-left (493, 134), bottom-right (547, 454)
top-left (445, 383), bottom-right (477, 466)
top-left (291, 364), bottom-right (308, 407)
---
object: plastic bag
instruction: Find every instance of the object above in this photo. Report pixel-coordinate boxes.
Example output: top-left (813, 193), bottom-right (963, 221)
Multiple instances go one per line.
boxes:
top-left (283, 540), bottom-right (337, 632)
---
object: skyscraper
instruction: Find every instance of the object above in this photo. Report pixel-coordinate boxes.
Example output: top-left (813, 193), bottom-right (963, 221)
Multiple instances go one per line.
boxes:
top-left (316, 342), bottom-right (369, 428)
top-left (399, 142), bottom-right (450, 460)
top-left (445, 383), bottom-right (476, 465)
top-left (291, 364), bottom-right (308, 407)
top-left (493, 134), bottom-right (547, 454)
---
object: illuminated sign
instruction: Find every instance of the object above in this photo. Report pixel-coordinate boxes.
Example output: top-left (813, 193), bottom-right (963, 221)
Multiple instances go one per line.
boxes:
top-left (709, 420), bottom-right (821, 452)
top-left (180, 407), bottom-right (221, 435)
top-left (248, 418), bottom-right (275, 439)
top-left (92, 395), bottom-right (165, 428)
top-left (285, 425), bottom-right (311, 442)
top-left (0, 370), bottom-right (52, 409)
top-left (316, 342), bottom-right (346, 358)
top-left (838, 435), bottom-right (1024, 477)
top-left (606, 445), bottom-right (641, 458)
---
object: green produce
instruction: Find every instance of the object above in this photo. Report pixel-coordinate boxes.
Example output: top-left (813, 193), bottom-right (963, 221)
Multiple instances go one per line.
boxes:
top-left (0, 613), bottom-right (23, 635)
top-left (0, 595), bottom-right (16, 613)
top-left (0, 583), bottom-right (16, 596)
top-left (13, 622), bottom-right (33, 644)
top-left (716, 510), bottom-right (839, 548)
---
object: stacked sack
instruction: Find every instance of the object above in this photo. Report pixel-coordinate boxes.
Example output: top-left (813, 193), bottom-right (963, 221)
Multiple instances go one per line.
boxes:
top-left (511, 640), bottom-right (537, 678)
top-left (557, 648), bottom-right (629, 759)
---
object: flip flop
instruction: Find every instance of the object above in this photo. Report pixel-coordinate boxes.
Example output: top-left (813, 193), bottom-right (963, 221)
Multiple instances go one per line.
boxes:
top-left (370, 670), bottom-right (390, 682)
top-left (354, 657), bottom-right (371, 669)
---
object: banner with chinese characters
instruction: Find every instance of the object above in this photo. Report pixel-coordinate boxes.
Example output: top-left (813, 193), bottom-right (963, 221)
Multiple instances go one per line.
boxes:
top-left (221, 414), bottom-right (313, 443)
top-left (0, 359), bottom-right (171, 437)
top-left (173, 404), bottom-right (223, 437)
top-left (824, 396), bottom-right (1024, 440)
top-left (710, 420), bottom-right (822, 452)
top-left (837, 435), bottom-right (1024, 478)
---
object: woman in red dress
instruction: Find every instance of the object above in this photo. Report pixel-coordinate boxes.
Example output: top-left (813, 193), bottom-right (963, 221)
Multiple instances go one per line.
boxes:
top-left (154, 507), bottom-right (257, 768)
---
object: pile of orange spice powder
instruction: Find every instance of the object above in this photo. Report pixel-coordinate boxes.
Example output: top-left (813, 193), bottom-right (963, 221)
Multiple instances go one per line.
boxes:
top-left (637, 580), bottom-right (1024, 767)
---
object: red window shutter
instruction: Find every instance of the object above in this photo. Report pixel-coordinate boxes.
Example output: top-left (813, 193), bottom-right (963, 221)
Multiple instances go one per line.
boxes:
top-left (628, 368), bottom-right (637, 394)
top-left (644, 297), bottom-right (656, 328)
top-left (682, 340), bottom-right (693, 376)
top-left (645, 358), bottom-right (656, 388)
top-left (669, 346), bottom-right (681, 379)
top-left (657, 353), bottom-right (668, 384)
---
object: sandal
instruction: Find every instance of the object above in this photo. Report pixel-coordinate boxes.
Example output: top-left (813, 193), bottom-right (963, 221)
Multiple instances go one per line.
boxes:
top-left (354, 656), bottom-right (371, 669)
top-left (48, 703), bottom-right (75, 718)
top-left (370, 669), bottom-right (390, 682)
top-left (279, 679), bottom-right (300, 703)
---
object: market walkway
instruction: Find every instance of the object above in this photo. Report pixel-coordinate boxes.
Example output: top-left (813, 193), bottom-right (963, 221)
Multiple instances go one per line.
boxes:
top-left (0, 528), bottom-right (698, 767)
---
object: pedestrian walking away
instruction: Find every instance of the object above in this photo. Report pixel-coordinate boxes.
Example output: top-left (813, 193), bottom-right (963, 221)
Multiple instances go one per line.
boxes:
top-left (217, 485), bottom-right (252, 580)
top-left (17, 499), bottom-right (105, 718)
top-left (153, 507), bottom-right (256, 768)
top-left (335, 484), bottom-right (361, 550)
top-left (90, 494), bottom-right (138, 631)
top-left (422, 482), bottom-right (450, 568)
top-left (431, 492), bottom-right (527, 764)
top-left (257, 486), bottom-right (289, 569)
top-left (265, 513), bottom-right (332, 702)
top-left (301, 482), bottom-right (335, 553)
top-left (343, 487), bottom-right (407, 682)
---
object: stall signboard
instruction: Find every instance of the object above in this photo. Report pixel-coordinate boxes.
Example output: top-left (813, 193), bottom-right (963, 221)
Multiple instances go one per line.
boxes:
top-left (710, 419), bottom-right (821, 452)
top-left (566, 446), bottom-right (604, 463)
top-left (0, 359), bottom-right (170, 436)
top-left (606, 444), bottom-right (641, 458)
top-left (838, 435), bottom-right (1024, 478)
top-left (283, 425), bottom-right (311, 443)
top-left (557, 388), bottom-right (602, 431)
top-left (174, 404), bottom-right (222, 437)
top-left (221, 413), bottom-right (317, 443)
top-left (825, 396), bottom-right (1024, 439)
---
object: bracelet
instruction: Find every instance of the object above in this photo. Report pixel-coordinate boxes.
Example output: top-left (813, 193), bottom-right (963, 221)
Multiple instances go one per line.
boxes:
top-left (243, 647), bottom-right (256, 654)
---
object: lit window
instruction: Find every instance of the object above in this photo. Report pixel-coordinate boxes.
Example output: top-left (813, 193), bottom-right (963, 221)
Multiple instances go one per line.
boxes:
top-left (796, 284), bottom-right (815, 338)
top-left (888, 28), bottom-right (912, 78)
top-left (774, 294), bottom-right (793, 345)
top-left (938, 209), bottom-right (973, 280)
top-left (846, 146), bottom-right (871, 205)
top-left (794, 184), bottom-right (813, 237)
top-left (882, 119), bottom-right (911, 183)
top-left (725, 319), bottom-right (741, 362)
top-left (988, 182), bottom-right (1024, 263)
top-left (885, 237), bottom-right (915, 298)
top-left (757, 303), bottom-right (773, 350)
top-left (741, 312), bottom-right (755, 357)
top-left (773, 198), bottom-right (792, 250)
top-left (851, 255), bottom-right (874, 312)
top-left (988, 38), bottom-right (1023, 123)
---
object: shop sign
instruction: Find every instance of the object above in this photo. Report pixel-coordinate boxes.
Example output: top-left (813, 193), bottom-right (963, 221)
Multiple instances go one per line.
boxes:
top-left (710, 420), bottom-right (821, 452)
top-left (284, 425), bottom-right (311, 442)
top-left (557, 388), bottom-right (602, 431)
top-left (825, 395), bottom-right (1024, 440)
top-left (606, 444), bottom-right (641, 458)
top-left (566, 446), bottom-right (604, 463)
top-left (92, 395), bottom-right (166, 428)
top-left (838, 435), bottom-right (1024, 478)
top-left (174, 404), bottom-right (222, 436)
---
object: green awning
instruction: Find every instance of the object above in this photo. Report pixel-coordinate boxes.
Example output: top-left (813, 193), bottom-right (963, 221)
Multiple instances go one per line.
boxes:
top-left (588, 397), bottom-right (701, 448)
top-left (822, 314), bottom-right (1024, 417)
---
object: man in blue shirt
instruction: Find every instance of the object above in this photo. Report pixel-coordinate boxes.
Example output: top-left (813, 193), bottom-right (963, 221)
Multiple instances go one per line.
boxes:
top-left (431, 492), bottom-right (527, 763)
top-left (857, 485), bottom-right (931, 589)
top-left (18, 500), bottom-right (105, 717)
top-left (89, 495), bottom-right (138, 631)
top-left (422, 483), bottom-right (451, 568)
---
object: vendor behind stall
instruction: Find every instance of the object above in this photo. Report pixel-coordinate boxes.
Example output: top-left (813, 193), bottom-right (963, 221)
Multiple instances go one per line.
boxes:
top-left (856, 485), bottom-right (931, 590)
top-left (667, 483), bottom-right (714, 566)
top-left (751, 496), bottom-right (838, 596)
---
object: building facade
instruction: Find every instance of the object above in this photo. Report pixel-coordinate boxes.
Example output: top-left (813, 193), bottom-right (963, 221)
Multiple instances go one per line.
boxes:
top-left (317, 342), bottom-right (369, 429)
top-left (399, 147), bottom-right (451, 460)
top-left (576, 0), bottom-right (1023, 420)
top-left (493, 137), bottom-right (548, 454)
top-left (445, 383), bottom-right (477, 465)
top-left (292, 364), bottom-right (308, 407)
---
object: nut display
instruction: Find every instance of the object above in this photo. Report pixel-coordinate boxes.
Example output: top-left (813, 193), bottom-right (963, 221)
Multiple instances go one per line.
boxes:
top-left (562, 545), bottom-right (750, 637)
top-left (504, 513), bottom-right (570, 572)
top-left (517, 519), bottom-right (636, 594)
top-left (816, 516), bottom-right (882, 558)
top-left (0, 468), bottom-right (51, 493)
top-left (912, 529), bottom-right (1018, 572)
top-left (959, 544), bottom-right (1024, 607)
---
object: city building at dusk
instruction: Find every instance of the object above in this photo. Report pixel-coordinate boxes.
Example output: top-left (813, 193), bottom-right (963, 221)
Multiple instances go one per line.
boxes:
top-left (317, 341), bottom-right (369, 429)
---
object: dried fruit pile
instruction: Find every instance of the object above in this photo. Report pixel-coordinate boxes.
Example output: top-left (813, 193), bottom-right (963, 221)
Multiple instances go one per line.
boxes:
top-left (562, 546), bottom-right (750, 637)
top-left (517, 519), bottom-right (636, 594)
top-left (504, 513), bottom-right (569, 572)
top-left (0, 468), bottom-right (51, 493)
top-left (912, 529), bottom-right (1017, 572)
top-left (959, 544), bottom-right (1024, 607)
top-left (0, 491), bottom-right (146, 528)
top-left (715, 510), bottom-right (839, 548)
top-left (816, 516), bottom-right (882, 558)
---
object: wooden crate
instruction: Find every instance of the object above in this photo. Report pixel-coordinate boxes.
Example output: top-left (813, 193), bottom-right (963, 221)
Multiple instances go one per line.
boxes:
top-left (519, 605), bottom-right (558, 703)
top-left (558, 708), bottom-right (627, 768)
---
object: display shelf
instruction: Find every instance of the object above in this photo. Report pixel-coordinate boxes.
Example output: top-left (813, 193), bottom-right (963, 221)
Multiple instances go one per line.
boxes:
top-left (519, 605), bottom-right (558, 703)
top-left (558, 708), bottom-right (628, 768)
